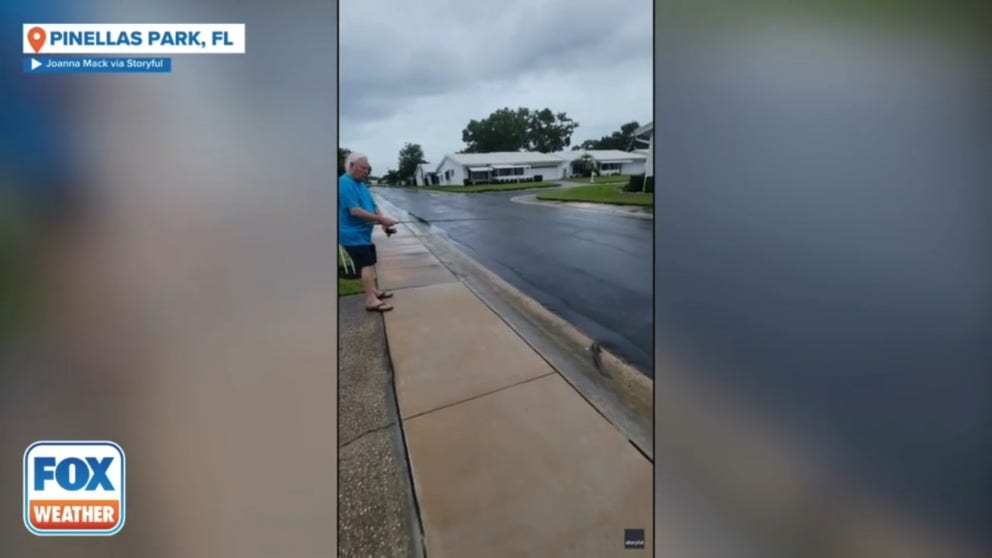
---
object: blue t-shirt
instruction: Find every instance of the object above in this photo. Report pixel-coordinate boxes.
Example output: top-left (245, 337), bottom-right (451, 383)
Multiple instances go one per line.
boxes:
top-left (339, 173), bottom-right (377, 246)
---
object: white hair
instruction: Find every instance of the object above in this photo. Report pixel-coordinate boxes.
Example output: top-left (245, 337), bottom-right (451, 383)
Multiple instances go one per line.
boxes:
top-left (345, 152), bottom-right (368, 171)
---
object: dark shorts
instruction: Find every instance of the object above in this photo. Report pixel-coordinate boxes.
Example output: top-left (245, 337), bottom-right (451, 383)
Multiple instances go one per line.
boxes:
top-left (342, 243), bottom-right (377, 270)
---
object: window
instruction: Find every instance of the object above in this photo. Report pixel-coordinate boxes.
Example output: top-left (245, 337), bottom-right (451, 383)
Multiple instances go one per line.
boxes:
top-left (494, 167), bottom-right (524, 177)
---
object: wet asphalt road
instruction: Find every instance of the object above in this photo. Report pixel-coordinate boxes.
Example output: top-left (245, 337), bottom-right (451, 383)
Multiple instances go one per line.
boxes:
top-left (374, 186), bottom-right (654, 377)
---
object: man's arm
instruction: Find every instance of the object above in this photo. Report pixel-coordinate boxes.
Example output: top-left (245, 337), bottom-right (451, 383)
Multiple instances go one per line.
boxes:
top-left (341, 183), bottom-right (390, 224)
top-left (374, 206), bottom-right (391, 228)
top-left (349, 201), bottom-right (395, 227)
top-left (368, 195), bottom-right (396, 227)
top-left (349, 206), bottom-right (387, 224)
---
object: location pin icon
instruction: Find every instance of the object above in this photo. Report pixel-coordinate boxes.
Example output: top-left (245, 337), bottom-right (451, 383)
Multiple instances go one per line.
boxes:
top-left (28, 27), bottom-right (46, 53)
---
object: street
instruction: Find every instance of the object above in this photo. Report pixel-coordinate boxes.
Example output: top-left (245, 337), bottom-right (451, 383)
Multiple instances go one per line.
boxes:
top-left (373, 186), bottom-right (654, 377)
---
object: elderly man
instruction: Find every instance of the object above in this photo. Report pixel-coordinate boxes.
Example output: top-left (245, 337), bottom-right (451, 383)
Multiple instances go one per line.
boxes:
top-left (339, 152), bottom-right (398, 312)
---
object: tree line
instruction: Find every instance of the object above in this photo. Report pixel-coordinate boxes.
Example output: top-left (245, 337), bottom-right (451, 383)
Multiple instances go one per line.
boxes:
top-left (340, 107), bottom-right (644, 184)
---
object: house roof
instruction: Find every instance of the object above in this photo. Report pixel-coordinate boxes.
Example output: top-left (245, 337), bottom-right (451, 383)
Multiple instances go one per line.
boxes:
top-left (444, 151), bottom-right (566, 167)
top-left (553, 150), bottom-right (587, 161)
top-left (589, 149), bottom-right (647, 162)
top-left (553, 149), bottom-right (648, 163)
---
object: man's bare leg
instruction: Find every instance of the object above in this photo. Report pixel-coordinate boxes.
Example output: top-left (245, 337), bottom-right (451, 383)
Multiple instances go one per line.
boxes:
top-left (361, 265), bottom-right (392, 310)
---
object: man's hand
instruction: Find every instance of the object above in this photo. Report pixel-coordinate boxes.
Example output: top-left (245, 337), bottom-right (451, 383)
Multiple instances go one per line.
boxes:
top-left (378, 216), bottom-right (398, 227)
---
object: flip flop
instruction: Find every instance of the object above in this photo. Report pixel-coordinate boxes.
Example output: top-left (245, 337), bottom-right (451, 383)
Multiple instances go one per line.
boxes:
top-left (376, 291), bottom-right (394, 299)
top-left (366, 302), bottom-right (393, 312)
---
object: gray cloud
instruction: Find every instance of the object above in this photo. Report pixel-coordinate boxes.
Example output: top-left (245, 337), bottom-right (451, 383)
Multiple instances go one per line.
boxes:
top-left (340, 0), bottom-right (653, 171)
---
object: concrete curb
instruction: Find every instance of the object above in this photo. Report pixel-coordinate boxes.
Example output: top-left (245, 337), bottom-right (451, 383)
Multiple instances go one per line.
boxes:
top-left (510, 192), bottom-right (655, 219)
top-left (444, 244), bottom-right (654, 416)
top-left (373, 192), bottom-right (654, 460)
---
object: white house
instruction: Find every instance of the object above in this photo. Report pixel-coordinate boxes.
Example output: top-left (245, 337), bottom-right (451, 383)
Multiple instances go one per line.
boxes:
top-left (632, 121), bottom-right (653, 178)
top-left (433, 151), bottom-right (568, 186)
top-left (553, 149), bottom-right (648, 177)
top-left (414, 162), bottom-right (439, 186)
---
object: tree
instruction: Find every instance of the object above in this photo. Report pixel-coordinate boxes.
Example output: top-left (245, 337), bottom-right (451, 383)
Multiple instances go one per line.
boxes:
top-left (461, 107), bottom-right (579, 153)
top-left (461, 108), bottom-right (530, 152)
top-left (527, 108), bottom-right (579, 152)
top-left (338, 147), bottom-right (351, 176)
top-left (575, 121), bottom-right (642, 151)
top-left (397, 143), bottom-right (426, 184)
top-left (382, 169), bottom-right (401, 185)
top-left (572, 153), bottom-right (600, 180)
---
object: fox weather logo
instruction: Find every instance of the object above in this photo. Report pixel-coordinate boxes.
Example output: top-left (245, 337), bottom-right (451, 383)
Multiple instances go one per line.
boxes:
top-left (23, 441), bottom-right (126, 536)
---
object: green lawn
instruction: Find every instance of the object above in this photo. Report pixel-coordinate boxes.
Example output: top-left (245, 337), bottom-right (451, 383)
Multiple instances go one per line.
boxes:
top-left (537, 184), bottom-right (654, 206)
top-left (585, 174), bottom-right (632, 184)
top-left (339, 277), bottom-right (364, 296)
top-left (425, 182), bottom-right (560, 193)
top-left (338, 247), bottom-right (364, 295)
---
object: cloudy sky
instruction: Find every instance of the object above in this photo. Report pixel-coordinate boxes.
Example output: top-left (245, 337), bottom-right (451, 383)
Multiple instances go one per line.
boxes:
top-left (339, 0), bottom-right (653, 174)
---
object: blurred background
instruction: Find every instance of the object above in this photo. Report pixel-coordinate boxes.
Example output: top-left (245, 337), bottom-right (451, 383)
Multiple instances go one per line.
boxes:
top-left (1, 1), bottom-right (337, 557)
top-left (654, 1), bottom-right (991, 556)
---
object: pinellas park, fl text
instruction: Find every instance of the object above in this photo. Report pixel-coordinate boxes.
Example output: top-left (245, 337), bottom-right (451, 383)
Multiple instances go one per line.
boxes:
top-left (50, 30), bottom-right (234, 48)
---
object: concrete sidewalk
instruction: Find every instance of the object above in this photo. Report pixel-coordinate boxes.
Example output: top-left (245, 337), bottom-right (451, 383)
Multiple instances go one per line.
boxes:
top-left (369, 223), bottom-right (652, 557)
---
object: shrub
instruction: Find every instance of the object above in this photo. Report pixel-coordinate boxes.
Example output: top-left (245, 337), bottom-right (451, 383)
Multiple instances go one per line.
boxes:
top-left (625, 174), bottom-right (644, 192)
top-left (624, 174), bottom-right (654, 193)
top-left (464, 178), bottom-right (472, 186)
top-left (535, 174), bottom-right (543, 182)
